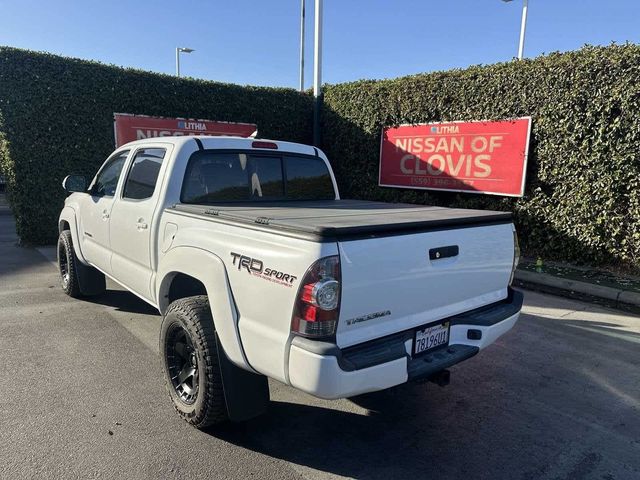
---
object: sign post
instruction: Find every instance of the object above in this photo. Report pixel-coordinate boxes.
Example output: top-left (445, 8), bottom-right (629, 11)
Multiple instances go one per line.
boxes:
top-left (379, 118), bottom-right (531, 197)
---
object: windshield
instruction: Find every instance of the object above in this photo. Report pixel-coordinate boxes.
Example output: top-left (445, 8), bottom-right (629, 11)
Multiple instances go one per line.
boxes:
top-left (181, 150), bottom-right (336, 203)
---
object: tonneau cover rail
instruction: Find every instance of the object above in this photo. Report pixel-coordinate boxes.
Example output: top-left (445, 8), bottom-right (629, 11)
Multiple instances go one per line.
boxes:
top-left (167, 200), bottom-right (512, 242)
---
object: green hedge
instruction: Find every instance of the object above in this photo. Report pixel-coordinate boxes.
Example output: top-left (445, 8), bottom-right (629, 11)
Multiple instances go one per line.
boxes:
top-left (322, 44), bottom-right (640, 271)
top-left (0, 47), bottom-right (313, 244)
top-left (2, 45), bottom-right (640, 271)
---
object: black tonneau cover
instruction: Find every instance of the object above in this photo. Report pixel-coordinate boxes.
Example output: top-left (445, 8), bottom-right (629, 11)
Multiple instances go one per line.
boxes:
top-left (168, 200), bottom-right (512, 241)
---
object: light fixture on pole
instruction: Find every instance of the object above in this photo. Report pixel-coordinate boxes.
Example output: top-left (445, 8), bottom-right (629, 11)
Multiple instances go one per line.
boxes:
top-left (175, 47), bottom-right (195, 77)
top-left (299, 0), bottom-right (306, 92)
top-left (313, 0), bottom-right (322, 146)
top-left (502, 0), bottom-right (529, 60)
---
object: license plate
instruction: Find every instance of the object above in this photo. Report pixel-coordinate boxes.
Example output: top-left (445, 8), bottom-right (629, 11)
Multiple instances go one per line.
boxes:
top-left (414, 321), bottom-right (450, 356)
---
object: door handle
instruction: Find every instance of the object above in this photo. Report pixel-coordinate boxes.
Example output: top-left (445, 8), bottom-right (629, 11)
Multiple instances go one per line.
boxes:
top-left (102, 210), bottom-right (110, 220)
top-left (429, 245), bottom-right (459, 260)
top-left (136, 219), bottom-right (148, 230)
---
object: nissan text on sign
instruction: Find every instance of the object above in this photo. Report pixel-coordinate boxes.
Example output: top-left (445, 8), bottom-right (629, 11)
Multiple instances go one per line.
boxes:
top-left (114, 113), bottom-right (258, 147)
top-left (379, 118), bottom-right (532, 197)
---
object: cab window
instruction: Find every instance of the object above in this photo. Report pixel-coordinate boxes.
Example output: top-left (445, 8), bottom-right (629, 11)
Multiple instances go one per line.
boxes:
top-left (181, 150), bottom-right (334, 204)
top-left (122, 148), bottom-right (166, 200)
top-left (89, 150), bottom-right (129, 197)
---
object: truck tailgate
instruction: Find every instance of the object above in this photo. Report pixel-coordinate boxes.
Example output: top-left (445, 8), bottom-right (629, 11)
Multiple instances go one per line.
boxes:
top-left (336, 222), bottom-right (515, 348)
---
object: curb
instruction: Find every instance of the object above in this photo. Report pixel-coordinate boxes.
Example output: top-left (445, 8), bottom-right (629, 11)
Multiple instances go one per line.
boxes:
top-left (514, 269), bottom-right (640, 313)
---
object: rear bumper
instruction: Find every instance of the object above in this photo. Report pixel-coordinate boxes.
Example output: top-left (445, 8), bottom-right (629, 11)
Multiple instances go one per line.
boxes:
top-left (288, 289), bottom-right (523, 399)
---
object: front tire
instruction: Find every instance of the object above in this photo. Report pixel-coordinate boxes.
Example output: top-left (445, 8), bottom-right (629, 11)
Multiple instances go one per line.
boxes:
top-left (160, 296), bottom-right (228, 428)
top-left (57, 230), bottom-right (81, 298)
top-left (57, 230), bottom-right (106, 297)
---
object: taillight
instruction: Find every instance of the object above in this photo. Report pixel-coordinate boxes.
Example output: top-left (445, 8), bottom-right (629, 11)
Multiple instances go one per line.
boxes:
top-left (291, 255), bottom-right (341, 338)
top-left (509, 228), bottom-right (520, 285)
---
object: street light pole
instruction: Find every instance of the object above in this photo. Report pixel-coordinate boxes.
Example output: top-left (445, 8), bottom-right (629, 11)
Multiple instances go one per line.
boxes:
top-left (313, 0), bottom-right (323, 146)
top-left (517, 0), bottom-right (528, 60)
top-left (502, 0), bottom-right (529, 60)
top-left (299, 0), bottom-right (306, 92)
top-left (175, 47), bottom-right (195, 77)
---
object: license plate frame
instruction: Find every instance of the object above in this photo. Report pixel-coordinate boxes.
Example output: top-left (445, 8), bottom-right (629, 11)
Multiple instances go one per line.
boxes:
top-left (413, 321), bottom-right (450, 356)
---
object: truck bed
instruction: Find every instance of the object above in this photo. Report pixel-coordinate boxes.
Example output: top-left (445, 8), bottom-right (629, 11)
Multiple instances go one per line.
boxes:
top-left (168, 200), bottom-right (512, 241)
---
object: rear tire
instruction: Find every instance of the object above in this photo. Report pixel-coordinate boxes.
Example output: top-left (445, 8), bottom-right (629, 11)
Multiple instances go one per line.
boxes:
top-left (160, 295), bottom-right (229, 428)
top-left (57, 230), bottom-right (81, 298)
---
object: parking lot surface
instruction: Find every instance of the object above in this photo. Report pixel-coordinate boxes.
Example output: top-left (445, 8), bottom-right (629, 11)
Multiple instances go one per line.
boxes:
top-left (1, 208), bottom-right (638, 480)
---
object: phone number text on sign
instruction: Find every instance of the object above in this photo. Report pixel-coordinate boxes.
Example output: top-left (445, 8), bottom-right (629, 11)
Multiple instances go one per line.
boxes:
top-left (379, 118), bottom-right (531, 197)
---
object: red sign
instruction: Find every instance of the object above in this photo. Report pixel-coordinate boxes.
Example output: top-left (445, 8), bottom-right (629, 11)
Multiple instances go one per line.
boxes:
top-left (113, 113), bottom-right (257, 147)
top-left (379, 118), bottom-right (531, 197)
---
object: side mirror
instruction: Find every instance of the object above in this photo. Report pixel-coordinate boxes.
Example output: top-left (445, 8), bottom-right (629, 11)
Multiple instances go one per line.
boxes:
top-left (62, 175), bottom-right (87, 193)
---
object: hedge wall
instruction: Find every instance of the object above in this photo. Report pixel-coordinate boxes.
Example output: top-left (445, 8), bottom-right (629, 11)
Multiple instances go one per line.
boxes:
top-left (322, 44), bottom-right (640, 271)
top-left (0, 47), bottom-right (313, 244)
top-left (2, 45), bottom-right (640, 271)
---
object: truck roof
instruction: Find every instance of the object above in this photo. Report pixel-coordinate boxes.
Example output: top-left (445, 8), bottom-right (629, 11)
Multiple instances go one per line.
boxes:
top-left (119, 135), bottom-right (319, 157)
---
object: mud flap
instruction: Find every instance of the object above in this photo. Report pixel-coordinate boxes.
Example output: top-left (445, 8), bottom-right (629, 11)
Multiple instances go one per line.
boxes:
top-left (215, 334), bottom-right (270, 422)
top-left (74, 257), bottom-right (106, 296)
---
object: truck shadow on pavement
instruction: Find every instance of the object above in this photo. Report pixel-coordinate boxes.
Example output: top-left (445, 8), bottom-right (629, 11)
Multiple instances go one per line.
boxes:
top-left (211, 391), bottom-right (459, 479)
top-left (206, 307), bottom-right (640, 480)
top-left (85, 289), bottom-right (160, 316)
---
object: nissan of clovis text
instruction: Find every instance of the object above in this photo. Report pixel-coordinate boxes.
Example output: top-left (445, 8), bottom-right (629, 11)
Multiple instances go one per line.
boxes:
top-left (57, 136), bottom-right (523, 428)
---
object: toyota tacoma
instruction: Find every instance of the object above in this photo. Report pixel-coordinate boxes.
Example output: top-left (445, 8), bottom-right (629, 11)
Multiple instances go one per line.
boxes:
top-left (57, 136), bottom-right (523, 428)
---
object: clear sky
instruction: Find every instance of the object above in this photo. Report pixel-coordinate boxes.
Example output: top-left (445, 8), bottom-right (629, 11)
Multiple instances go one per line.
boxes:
top-left (1, 0), bottom-right (639, 88)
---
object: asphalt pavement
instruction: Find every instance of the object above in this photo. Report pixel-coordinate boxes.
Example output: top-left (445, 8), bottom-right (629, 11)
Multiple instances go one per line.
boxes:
top-left (1, 207), bottom-right (639, 480)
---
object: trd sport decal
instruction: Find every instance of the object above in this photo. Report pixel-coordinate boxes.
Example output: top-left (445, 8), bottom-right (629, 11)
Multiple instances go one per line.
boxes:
top-left (230, 252), bottom-right (298, 287)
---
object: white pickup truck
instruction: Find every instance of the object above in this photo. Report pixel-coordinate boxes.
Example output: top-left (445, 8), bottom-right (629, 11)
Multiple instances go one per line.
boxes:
top-left (58, 136), bottom-right (522, 428)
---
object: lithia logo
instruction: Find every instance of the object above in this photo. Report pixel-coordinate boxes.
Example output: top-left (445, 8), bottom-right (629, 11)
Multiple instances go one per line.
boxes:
top-left (430, 125), bottom-right (459, 134)
top-left (230, 252), bottom-right (298, 286)
top-left (177, 120), bottom-right (207, 131)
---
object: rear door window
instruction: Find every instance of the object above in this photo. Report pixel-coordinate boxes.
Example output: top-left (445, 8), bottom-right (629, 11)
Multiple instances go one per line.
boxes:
top-left (122, 148), bottom-right (166, 200)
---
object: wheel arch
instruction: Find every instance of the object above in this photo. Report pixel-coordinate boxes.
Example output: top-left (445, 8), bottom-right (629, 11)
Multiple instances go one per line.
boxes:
top-left (165, 273), bottom-right (207, 305)
top-left (58, 206), bottom-right (88, 264)
top-left (157, 246), bottom-right (251, 372)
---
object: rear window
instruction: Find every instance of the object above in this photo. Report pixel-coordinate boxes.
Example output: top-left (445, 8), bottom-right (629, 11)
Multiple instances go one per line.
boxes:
top-left (181, 150), bottom-right (335, 203)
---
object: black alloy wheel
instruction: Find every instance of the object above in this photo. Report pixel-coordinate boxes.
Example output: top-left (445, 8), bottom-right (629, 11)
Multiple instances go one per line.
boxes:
top-left (57, 230), bottom-right (81, 297)
top-left (165, 323), bottom-right (200, 405)
top-left (58, 240), bottom-right (70, 289)
top-left (160, 295), bottom-right (229, 427)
